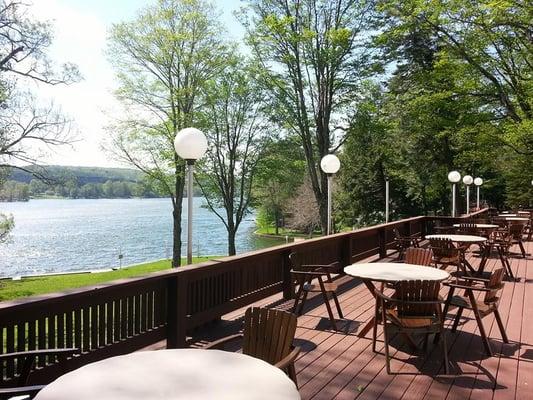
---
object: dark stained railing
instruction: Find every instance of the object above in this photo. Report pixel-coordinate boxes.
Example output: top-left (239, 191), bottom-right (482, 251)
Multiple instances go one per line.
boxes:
top-left (0, 209), bottom-right (488, 386)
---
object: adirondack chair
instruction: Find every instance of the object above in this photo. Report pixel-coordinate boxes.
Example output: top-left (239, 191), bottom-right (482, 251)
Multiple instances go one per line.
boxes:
top-left (393, 228), bottom-right (421, 260)
top-left (204, 307), bottom-right (300, 386)
top-left (374, 280), bottom-right (449, 374)
top-left (509, 223), bottom-right (526, 258)
top-left (443, 268), bottom-right (508, 356)
top-left (429, 238), bottom-right (465, 275)
top-left (405, 247), bottom-right (434, 267)
top-left (0, 348), bottom-right (78, 399)
top-left (289, 252), bottom-right (343, 331)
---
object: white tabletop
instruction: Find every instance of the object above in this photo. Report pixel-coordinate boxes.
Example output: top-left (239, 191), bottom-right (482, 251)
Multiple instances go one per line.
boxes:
top-left (452, 224), bottom-right (499, 229)
top-left (505, 217), bottom-right (529, 222)
top-left (498, 214), bottom-right (518, 217)
top-left (425, 234), bottom-right (487, 243)
top-left (35, 349), bottom-right (301, 400)
top-left (344, 263), bottom-right (449, 283)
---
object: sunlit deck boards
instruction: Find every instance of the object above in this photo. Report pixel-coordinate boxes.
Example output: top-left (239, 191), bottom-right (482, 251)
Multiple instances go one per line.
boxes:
top-left (184, 239), bottom-right (533, 400)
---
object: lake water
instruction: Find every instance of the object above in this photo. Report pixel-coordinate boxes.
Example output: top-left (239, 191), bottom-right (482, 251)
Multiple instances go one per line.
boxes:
top-left (0, 198), bottom-right (283, 277)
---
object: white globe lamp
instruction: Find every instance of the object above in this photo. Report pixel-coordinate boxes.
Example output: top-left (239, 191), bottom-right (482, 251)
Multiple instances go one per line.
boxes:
top-left (320, 154), bottom-right (340, 235)
top-left (448, 171), bottom-right (461, 217)
top-left (174, 127), bottom-right (208, 265)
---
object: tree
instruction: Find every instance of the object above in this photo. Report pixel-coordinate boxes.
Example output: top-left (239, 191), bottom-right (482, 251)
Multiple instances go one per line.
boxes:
top-left (196, 59), bottom-right (267, 255)
top-left (285, 175), bottom-right (320, 235)
top-left (254, 136), bottom-right (306, 234)
top-left (0, 1), bottom-right (79, 176)
top-left (243, 0), bottom-right (375, 233)
top-left (107, 0), bottom-right (229, 266)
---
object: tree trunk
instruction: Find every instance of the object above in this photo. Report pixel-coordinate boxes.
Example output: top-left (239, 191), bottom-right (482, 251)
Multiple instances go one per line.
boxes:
top-left (228, 229), bottom-right (236, 256)
top-left (274, 209), bottom-right (280, 235)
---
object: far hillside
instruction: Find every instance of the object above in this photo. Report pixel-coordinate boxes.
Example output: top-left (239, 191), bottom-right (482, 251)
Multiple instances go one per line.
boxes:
top-left (1, 165), bottom-right (162, 201)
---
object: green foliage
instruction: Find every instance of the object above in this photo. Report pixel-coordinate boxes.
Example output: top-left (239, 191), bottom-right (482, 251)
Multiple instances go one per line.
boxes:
top-left (0, 212), bottom-right (13, 243)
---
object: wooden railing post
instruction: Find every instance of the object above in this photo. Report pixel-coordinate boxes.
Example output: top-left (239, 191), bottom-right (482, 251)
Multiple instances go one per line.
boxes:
top-left (167, 275), bottom-right (187, 349)
top-left (340, 234), bottom-right (353, 271)
top-left (282, 250), bottom-right (293, 300)
top-left (378, 228), bottom-right (387, 259)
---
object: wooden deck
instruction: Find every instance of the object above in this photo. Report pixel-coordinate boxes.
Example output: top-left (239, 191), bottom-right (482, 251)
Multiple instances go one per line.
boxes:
top-left (171, 239), bottom-right (533, 400)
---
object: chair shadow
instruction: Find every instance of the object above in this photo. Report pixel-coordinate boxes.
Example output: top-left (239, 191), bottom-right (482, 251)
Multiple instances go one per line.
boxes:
top-left (375, 328), bottom-right (517, 389)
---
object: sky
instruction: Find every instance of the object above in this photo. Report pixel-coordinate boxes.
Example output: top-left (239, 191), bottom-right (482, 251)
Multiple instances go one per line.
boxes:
top-left (29, 0), bottom-right (244, 168)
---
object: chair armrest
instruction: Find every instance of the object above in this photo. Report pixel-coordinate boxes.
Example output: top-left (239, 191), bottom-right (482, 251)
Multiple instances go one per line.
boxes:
top-left (0, 384), bottom-right (45, 397)
top-left (460, 275), bottom-right (491, 283)
top-left (374, 289), bottom-right (443, 305)
top-left (290, 270), bottom-right (329, 277)
top-left (301, 262), bottom-right (340, 272)
top-left (203, 334), bottom-right (243, 350)
top-left (443, 282), bottom-right (491, 292)
top-left (274, 346), bottom-right (301, 370)
top-left (0, 348), bottom-right (78, 361)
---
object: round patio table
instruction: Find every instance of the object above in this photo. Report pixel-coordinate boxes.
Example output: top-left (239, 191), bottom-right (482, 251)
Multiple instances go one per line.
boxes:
top-left (344, 263), bottom-right (449, 338)
top-left (505, 217), bottom-right (529, 223)
top-left (452, 224), bottom-right (499, 229)
top-left (35, 349), bottom-right (301, 400)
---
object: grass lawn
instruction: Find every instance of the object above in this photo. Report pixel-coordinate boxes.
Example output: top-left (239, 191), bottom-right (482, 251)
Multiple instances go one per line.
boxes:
top-left (0, 256), bottom-right (214, 302)
top-left (255, 226), bottom-right (322, 238)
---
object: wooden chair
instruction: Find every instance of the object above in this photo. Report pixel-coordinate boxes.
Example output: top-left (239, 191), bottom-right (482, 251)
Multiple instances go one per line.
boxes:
top-left (289, 252), bottom-right (343, 331)
top-left (488, 230), bottom-right (515, 278)
top-left (405, 247), bottom-right (434, 267)
top-left (509, 223), bottom-right (526, 258)
top-left (0, 348), bottom-right (78, 399)
top-left (204, 307), bottom-right (300, 386)
top-left (443, 268), bottom-right (508, 356)
top-left (456, 223), bottom-right (478, 235)
top-left (393, 228), bottom-right (421, 260)
top-left (374, 280), bottom-right (449, 374)
top-left (429, 238), bottom-right (465, 275)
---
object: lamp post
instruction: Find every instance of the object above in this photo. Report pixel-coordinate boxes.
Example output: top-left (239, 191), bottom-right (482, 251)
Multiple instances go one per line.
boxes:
top-left (448, 171), bottom-right (461, 217)
top-left (463, 175), bottom-right (473, 214)
top-left (385, 178), bottom-right (390, 224)
top-left (320, 154), bottom-right (340, 235)
top-left (474, 177), bottom-right (483, 209)
top-left (174, 127), bottom-right (208, 265)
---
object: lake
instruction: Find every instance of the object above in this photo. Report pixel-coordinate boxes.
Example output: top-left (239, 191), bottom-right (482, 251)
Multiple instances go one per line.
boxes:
top-left (0, 198), bottom-right (283, 277)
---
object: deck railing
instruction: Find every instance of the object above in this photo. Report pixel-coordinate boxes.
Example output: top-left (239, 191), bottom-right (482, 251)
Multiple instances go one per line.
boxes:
top-left (0, 209), bottom-right (488, 386)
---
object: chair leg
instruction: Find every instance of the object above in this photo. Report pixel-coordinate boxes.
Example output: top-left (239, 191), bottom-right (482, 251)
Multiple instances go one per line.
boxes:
top-left (321, 290), bottom-right (337, 331)
top-left (451, 308), bottom-right (463, 333)
top-left (473, 310), bottom-right (492, 356)
top-left (332, 292), bottom-right (343, 319)
top-left (372, 299), bottom-right (379, 353)
top-left (383, 323), bottom-right (392, 374)
top-left (494, 309), bottom-right (509, 343)
top-left (296, 291), bottom-right (308, 316)
top-left (441, 329), bottom-right (450, 375)
top-left (519, 241), bottom-right (526, 258)
top-left (287, 363), bottom-right (298, 388)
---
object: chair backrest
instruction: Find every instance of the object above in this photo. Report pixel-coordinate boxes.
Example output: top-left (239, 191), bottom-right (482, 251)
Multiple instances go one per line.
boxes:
top-left (509, 223), bottom-right (524, 239)
top-left (242, 307), bottom-right (297, 366)
top-left (405, 247), bottom-right (433, 266)
top-left (393, 280), bottom-right (441, 317)
top-left (484, 268), bottom-right (505, 303)
top-left (393, 228), bottom-right (402, 239)
top-left (458, 223), bottom-right (477, 234)
top-left (429, 238), bottom-right (457, 258)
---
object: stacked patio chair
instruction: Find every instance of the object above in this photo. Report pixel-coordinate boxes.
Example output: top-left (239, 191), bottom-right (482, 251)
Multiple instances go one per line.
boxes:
top-left (374, 280), bottom-right (450, 374)
top-left (205, 307), bottom-right (300, 386)
top-left (443, 268), bottom-right (508, 356)
top-left (456, 223), bottom-right (478, 235)
top-left (393, 228), bottom-right (421, 260)
top-left (288, 252), bottom-right (344, 331)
